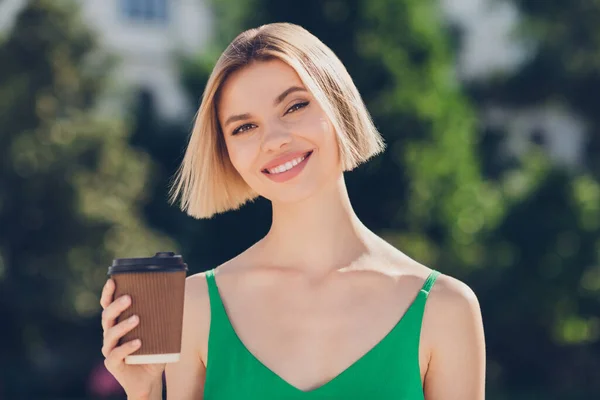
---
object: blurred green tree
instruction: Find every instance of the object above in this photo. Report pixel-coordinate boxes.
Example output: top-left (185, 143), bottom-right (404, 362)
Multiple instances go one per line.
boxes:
top-left (0, 0), bottom-right (175, 396)
top-left (466, 0), bottom-right (600, 396)
top-left (480, 163), bottom-right (600, 398)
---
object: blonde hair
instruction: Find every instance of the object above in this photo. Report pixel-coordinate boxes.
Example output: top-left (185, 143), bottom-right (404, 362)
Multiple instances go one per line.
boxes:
top-left (168, 22), bottom-right (385, 219)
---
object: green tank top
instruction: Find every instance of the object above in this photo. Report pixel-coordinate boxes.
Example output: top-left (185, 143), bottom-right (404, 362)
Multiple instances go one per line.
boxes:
top-left (203, 269), bottom-right (440, 399)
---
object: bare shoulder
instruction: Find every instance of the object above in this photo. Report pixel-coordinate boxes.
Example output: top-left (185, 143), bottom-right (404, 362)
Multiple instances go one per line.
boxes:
top-left (185, 270), bottom-right (210, 296)
top-left (184, 269), bottom-right (214, 317)
top-left (185, 237), bottom-right (262, 298)
top-left (203, 241), bottom-right (266, 286)
top-left (184, 242), bottom-right (254, 297)
top-left (423, 271), bottom-right (484, 350)
top-left (376, 236), bottom-right (483, 342)
top-left (378, 234), bottom-right (479, 311)
top-left (182, 244), bottom-right (259, 326)
top-left (427, 273), bottom-right (481, 321)
top-left (420, 272), bottom-right (487, 397)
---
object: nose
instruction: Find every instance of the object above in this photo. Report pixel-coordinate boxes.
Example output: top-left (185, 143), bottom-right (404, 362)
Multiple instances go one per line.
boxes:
top-left (260, 124), bottom-right (292, 153)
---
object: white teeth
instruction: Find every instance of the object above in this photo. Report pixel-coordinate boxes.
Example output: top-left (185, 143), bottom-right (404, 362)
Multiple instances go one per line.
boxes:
top-left (267, 154), bottom-right (307, 174)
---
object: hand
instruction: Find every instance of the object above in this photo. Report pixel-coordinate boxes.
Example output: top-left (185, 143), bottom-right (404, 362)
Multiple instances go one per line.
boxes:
top-left (100, 279), bottom-right (165, 400)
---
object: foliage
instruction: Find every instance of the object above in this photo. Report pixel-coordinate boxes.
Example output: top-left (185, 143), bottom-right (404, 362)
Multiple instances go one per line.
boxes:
top-left (0, 0), bottom-right (175, 396)
top-left (467, 0), bottom-right (600, 395)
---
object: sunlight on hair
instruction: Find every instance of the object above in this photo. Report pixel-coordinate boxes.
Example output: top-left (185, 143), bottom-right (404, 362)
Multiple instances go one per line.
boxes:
top-left (169, 22), bottom-right (385, 219)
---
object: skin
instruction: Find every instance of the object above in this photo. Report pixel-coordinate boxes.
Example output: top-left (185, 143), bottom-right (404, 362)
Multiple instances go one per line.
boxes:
top-left (100, 58), bottom-right (486, 400)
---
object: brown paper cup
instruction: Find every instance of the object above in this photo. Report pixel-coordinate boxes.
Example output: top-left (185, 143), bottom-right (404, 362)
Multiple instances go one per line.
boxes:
top-left (108, 252), bottom-right (187, 364)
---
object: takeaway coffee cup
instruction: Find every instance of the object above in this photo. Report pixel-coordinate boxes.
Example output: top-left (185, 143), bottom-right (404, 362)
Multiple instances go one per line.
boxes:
top-left (108, 252), bottom-right (188, 364)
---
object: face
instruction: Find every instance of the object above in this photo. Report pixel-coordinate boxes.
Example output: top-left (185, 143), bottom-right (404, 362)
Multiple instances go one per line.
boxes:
top-left (217, 59), bottom-right (341, 204)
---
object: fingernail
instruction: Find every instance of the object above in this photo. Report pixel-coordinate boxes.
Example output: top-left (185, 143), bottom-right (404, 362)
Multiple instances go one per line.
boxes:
top-left (131, 339), bottom-right (141, 346)
top-left (120, 296), bottom-right (130, 305)
top-left (128, 315), bottom-right (138, 324)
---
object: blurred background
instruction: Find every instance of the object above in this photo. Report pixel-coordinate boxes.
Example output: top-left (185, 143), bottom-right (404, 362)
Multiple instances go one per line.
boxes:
top-left (0, 0), bottom-right (599, 398)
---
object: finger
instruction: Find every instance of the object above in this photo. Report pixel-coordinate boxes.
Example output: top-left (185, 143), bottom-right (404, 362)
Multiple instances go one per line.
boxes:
top-left (104, 339), bottom-right (142, 372)
top-left (100, 279), bottom-right (115, 310)
top-left (101, 294), bottom-right (130, 332)
top-left (102, 314), bottom-right (139, 357)
top-left (102, 314), bottom-right (139, 358)
top-left (101, 294), bottom-right (131, 332)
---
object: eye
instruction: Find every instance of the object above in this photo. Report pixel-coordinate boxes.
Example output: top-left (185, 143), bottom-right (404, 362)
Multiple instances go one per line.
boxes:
top-left (232, 123), bottom-right (256, 135)
top-left (285, 101), bottom-right (309, 115)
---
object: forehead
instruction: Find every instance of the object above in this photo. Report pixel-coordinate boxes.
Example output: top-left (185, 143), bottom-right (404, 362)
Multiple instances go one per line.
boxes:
top-left (218, 59), bottom-right (306, 114)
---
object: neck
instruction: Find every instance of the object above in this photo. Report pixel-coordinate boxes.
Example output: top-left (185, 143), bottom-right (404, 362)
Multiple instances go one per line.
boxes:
top-left (262, 175), bottom-right (375, 277)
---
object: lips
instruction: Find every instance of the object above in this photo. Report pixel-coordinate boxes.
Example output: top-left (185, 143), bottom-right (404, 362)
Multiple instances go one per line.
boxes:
top-left (260, 150), bottom-right (314, 183)
top-left (261, 150), bottom-right (313, 174)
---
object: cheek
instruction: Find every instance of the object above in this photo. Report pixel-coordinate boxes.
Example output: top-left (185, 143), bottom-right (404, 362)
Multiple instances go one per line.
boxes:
top-left (318, 117), bottom-right (339, 154)
top-left (226, 140), bottom-right (258, 177)
top-left (319, 117), bottom-right (336, 142)
top-left (318, 117), bottom-right (342, 172)
top-left (299, 110), bottom-right (335, 143)
top-left (319, 117), bottom-right (330, 133)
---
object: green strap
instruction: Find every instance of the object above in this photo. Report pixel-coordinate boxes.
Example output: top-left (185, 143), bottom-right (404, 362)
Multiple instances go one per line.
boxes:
top-left (205, 269), bottom-right (217, 297)
top-left (421, 270), bottom-right (440, 295)
top-left (205, 269), bottom-right (229, 335)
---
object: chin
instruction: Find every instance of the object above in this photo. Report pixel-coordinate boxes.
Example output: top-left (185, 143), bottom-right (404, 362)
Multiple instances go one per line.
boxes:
top-left (262, 184), bottom-right (322, 205)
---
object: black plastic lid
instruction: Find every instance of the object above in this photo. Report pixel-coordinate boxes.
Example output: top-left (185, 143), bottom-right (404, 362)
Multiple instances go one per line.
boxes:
top-left (108, 252), bottom-right (188, 275)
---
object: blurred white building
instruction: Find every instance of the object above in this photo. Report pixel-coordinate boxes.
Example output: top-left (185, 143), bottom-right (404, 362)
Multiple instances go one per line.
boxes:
top-left (0, 0), bottom-right (213, 121)
top-left (440, 0), bottom-right (587, 167)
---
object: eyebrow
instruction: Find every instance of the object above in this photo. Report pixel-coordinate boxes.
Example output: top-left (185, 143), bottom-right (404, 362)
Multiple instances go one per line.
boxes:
top-left (273, 86), bottom-right (307, 106)
top-left (223, 86), bottom-right (308, 128)
top-left (224, 113), bottom-right (251, 127)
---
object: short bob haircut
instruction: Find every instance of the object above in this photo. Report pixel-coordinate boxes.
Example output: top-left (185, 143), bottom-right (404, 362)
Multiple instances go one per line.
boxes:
top-left (168, 22), bottom-right (385, 219)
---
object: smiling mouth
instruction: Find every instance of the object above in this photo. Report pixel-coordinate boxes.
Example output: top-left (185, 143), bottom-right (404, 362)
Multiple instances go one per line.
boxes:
top-left (262, 151), bottom-right (313, 175)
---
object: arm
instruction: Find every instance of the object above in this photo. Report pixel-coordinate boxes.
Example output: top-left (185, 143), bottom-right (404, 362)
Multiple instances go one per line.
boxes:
top-left (423, 275), bottom-right (486, 400)
top-left (164, 273), bottom-right (211, 399)
top-left (135, 380), bottom-right (163, 400)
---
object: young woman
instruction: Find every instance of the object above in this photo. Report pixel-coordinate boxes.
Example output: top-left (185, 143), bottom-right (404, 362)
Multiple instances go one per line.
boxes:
top-left (100, 23), bottom-right (486, 399)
